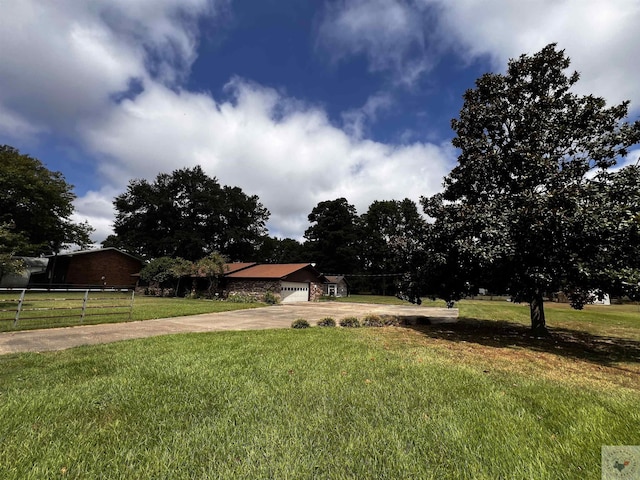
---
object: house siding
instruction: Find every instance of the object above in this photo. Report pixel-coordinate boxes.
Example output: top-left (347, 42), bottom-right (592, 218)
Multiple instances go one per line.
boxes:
top-left (64, 250), bottom-right (142, 287)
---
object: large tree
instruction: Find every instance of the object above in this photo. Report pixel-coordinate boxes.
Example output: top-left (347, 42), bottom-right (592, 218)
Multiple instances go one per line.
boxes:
top-left (106, 166), bottom-right (270, 261)
top-left (0, 145), bottom-right (93, 256)
top-left (360, 199), bottom-right (427, 294)
top-left (421, 44), bottom-right (640, 334)
top-left (257, 236), bottom-right (307, 264)
top-left (304, 198), bottom-right (360, 274)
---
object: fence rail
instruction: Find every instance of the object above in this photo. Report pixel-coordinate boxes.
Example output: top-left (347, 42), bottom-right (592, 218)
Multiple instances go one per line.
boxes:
top-left (0, 288), bottom-right (135, 328)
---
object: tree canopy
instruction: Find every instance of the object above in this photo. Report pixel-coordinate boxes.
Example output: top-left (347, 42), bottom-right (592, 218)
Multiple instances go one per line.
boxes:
top-left (303, 198), bottom-right (360, 274)
top-left (0, 145), bottom-right (93, 256)
top-left (360, 199), bottom-right (427, 294)
top-left (419, 44), bottom-right (640, 333)
top-left (105, 166), bottom-right (270, 261)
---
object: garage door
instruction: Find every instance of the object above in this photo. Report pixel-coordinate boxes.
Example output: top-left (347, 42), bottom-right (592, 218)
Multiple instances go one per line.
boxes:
top-left (281, 282), bottom-right (309, 303)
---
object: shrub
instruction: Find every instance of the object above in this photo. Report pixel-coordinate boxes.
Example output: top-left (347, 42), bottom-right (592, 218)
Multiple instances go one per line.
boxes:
top-left (263, 291), bottom-right (279, 305)
top-left (381, 315), bottom-right (400, 327)
top-left (339, 316), bottom-right (360, 328)
top-left (291, 318), bottom-right (310, 329)
top-left (362, 314), bottom-right (384, 327)
top-left (317, 317), bottom-right (336, 327)
top-left (226, 293), bottom-right (256, 303)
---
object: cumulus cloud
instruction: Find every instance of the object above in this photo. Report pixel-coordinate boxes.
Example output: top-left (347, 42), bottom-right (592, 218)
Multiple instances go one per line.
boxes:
top-left (0, 0), bottom-right (219, 136)
top-left (71, 188), bottom-right (121, 243)
top-left (425, 0), bottom-right (640, 109)
top-left (4, 0), bottom-right (637, 246)
top-left (319, 0), bottom-right (640, 109)
top-left (81, 80), bottom-right (453, 240)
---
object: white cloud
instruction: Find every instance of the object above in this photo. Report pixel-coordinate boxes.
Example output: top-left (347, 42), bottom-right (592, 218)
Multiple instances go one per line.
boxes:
top-left (423, 0), bottom-right (640, 109)
top-left (318, 0), bottom-right (640, 110)
top-left (80, 79), bottom-right (453, 240)
top-left (342, 92), bottom-right (394, 138)
top-left (317, 0), bottom-right (434, 86)
top-left (71, 188), bottom-right (120, 243)
top-left (0, 0), bottom-right (218, 136)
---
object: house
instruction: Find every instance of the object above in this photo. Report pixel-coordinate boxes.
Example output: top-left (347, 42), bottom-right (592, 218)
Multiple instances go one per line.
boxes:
top-left (323, 275), bottom-right (350, 297)
top-left (30, 247), bottom-right (143, 288)
top-left (0, 257), bottom-right (49, 288)
top-left (224, 263), bottom-right (326, 303)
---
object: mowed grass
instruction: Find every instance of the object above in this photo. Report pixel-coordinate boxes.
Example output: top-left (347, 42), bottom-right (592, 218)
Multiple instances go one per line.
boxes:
top-left (1, 310), bottom-right (639, 479)
top-left (1, 294), bottom-right (639, 478)
top-left (0, 292), bottom-right (261, 332)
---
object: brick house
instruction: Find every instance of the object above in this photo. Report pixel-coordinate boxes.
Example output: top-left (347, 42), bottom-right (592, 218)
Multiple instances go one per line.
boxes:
top-left (32, 248), bottom-right (144, 288)
top-left (223, 263), bottom-right (327, 303)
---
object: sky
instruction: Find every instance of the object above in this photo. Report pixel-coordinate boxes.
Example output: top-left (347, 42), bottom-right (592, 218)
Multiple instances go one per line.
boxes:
top-left (1, 0), bottom-right (640, 244)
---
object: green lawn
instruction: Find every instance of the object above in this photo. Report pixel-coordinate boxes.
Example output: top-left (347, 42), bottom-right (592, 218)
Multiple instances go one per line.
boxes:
top-left (1, 299), bottom-right (639, 479)
top-left (0, 293), bottom-right (262, 332)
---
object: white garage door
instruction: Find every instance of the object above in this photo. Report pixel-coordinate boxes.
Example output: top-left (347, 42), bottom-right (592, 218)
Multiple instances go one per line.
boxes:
top-left (281, 282), bottom-right (309, 303)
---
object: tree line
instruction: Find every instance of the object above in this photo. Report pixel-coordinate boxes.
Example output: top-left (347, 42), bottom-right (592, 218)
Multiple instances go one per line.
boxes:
top-left (2, 44), bottom-right (639, 334)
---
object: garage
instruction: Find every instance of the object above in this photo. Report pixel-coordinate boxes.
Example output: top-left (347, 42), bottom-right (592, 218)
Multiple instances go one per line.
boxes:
top-left (280, 281), bottom-right (309, 303)
top-left (223, 263), bottom-right (326, 303)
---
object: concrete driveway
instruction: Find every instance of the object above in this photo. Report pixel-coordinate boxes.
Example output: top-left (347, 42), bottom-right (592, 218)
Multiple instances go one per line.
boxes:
top-left (0, 302), bottom-right (458, 355)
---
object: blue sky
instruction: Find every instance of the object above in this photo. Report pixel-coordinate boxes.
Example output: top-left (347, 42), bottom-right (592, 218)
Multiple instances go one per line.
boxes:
top-left (1, 0), bottom-right (639, 244)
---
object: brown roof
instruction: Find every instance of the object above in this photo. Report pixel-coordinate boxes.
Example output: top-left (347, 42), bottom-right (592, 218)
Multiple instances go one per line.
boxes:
top-left (223, 262), bottom-right (257, 274)
top-left (225, 263), bottom-right (318, 279)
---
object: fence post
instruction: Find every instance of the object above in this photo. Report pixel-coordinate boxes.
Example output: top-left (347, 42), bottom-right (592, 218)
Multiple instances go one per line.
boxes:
top-left (14, 289), bottom-right (26, 327)
top-left (81, 289), bottom-right (89, 322)
top-left (129, 290), bottom-right (135, 321)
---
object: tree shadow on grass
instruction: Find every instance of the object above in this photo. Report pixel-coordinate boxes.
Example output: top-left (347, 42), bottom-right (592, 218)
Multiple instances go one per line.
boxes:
top-left (402, 317), bottom-right (640, 367)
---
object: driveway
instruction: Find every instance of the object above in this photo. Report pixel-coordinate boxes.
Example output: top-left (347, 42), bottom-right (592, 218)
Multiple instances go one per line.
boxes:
top-left (0, 302), bottom-right (458, 355)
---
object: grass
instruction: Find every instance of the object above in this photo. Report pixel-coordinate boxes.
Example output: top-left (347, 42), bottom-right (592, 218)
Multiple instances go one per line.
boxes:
top-left (0, 292), bottom-right (262, 332)
top-left (1, 306), bottom-right (639, 478)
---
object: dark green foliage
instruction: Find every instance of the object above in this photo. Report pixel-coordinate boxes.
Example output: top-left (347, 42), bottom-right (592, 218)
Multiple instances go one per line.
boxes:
top-left (417, 44), bottom-right (640, 332)
top-left (359, 199), bottom-right (427, 294)
top-left (263, 292), bottom-right (279, 305)
top-left (362, 314), bottom-right (384, 327)
top-left (108, 166), bottom-right (269, 261)
top-left (316, 317), bottom-right (336, 327)
top-left (339, 316), bottom-right (360, 328)
top-left (304, 198), bottom-right (360, 274)
top-left (256, 237), bottom-right (307, 263)
top-left (291, 318), bottom-right (310, 329)
top-left (0, 145), bottom-right (93, 255)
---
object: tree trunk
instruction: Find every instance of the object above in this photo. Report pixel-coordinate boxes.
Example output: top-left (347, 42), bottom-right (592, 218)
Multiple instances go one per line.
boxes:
top-left (530, 292), bottom-right (549, 336)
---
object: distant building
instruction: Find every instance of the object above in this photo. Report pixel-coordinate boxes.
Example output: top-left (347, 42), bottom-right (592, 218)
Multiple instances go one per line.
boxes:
top-left (323, 275), bottom-right (350, 297)
top-left (30, 248), bottom-right (143, 288)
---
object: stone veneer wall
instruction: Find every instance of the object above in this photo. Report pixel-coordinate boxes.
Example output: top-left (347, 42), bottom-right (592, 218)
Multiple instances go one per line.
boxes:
top-left (226, 279), bottom-right (282, 302)
top-left (309, 282), bottom-right (324, 301)
top-left (227, 279), bottom-right (324, 302)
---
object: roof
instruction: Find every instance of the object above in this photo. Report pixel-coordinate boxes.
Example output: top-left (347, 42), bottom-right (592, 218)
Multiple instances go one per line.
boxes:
top-left (325, 275), bottom-right (349, 285)
top-left (48, 247), bottom-right (143, 262)
top-left (225, 263), bottom-right (320, 279)
top-left (223, 262), bottom-right (257, 274)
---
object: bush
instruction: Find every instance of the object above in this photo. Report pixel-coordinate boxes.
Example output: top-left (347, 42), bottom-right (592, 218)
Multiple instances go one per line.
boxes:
top-left (263, 291), bottom-right (279, 305)
top-left (291, 318), bottom-right (310, 329)
top-left (317, 317), bottom-right (336, 327)
top-left (362, 314), bottom-right (384, 327)
top-left (226, 293), bottom-right (256, 303)
top-left (339, 316), bottom-right (360, 328)
top-left (381, 315), bottom-right (400, 327)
